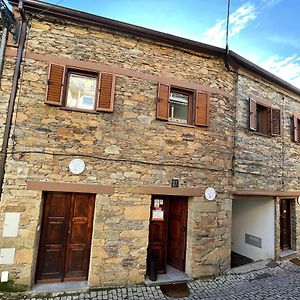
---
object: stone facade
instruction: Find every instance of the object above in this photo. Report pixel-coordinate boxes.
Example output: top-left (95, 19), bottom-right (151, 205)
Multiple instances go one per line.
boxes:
top-left (0, 1), bottom-right (300, 291)
top-left (0, 11), bottom-right (234, 288)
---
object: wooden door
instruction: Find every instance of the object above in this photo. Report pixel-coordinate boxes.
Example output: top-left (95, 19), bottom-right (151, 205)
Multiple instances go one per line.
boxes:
top-left (167, 198), bottom-right (188, 271)
top-left (148, 196), bottom-right (188, 274)
top-left (280, 199), bottom-right (291, 251)
top-left (148, 197), bottom-right (169, 273)
top-left (36, 192), bottom-right (95, 283)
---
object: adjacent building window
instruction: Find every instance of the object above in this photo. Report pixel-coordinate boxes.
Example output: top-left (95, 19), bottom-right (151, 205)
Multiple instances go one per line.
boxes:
top-left (249, 98), bottom-right (281, 136)
top-left (157, 83), bottom-right (210, 126)
top-left (45, 64), bottom-right (115, 112)
top-left (293, 115), bottom-right (300, 143)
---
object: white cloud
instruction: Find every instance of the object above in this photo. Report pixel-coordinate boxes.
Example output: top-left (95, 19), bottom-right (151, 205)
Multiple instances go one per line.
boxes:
top-left (269, 36), bottom-right (300, 50)
top-left (201, 2), bottom-right (256, 47)
top-left (259, 55), bottom-right (300, 88)
top-left (261, 0), bottom-right (282, 8)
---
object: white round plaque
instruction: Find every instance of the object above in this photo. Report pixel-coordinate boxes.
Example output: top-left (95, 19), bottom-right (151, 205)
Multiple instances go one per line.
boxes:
top-left (69, 159), bottom-right (85, 174)
top-left (205, 187), bottom-right (216, 201)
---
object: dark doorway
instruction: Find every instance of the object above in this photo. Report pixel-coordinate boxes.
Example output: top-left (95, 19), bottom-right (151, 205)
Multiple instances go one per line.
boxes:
top-left (280, 199), bottom-right (292, 251)
top-left (35, 192), bottom-right (95, 283)
top-left (148, 196), bottom-right (188, 274)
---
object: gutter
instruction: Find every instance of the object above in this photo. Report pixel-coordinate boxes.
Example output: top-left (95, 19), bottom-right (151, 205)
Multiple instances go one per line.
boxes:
top-left (0, 27), bottom-right (7, 82)
top-left (229, 50), bottom-right (300, 96)
top-left (0, 0), bottom-right (26, 199)
top-left (8, 0), bottom-right (225, 58)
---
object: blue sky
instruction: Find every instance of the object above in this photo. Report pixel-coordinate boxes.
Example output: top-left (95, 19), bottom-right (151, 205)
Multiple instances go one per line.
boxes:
top-left (13, 0), bottom-right (300, 88)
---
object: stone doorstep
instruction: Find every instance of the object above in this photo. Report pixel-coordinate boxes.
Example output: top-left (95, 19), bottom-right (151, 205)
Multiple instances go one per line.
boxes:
top-left (144, 265), bottom-right (193, 286)
top-left (279, 249), bottom-right (298, 260)
top-left (30, 281), bottom-right (88, 294)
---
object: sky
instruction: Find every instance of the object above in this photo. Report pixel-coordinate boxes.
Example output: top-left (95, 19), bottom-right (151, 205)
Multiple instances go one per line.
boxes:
top-left (10, 0), bottom-right (300, 88)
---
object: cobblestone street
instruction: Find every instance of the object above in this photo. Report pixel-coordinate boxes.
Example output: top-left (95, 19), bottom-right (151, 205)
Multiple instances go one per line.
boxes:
top-left (1, 261), bottom-right (300, 300)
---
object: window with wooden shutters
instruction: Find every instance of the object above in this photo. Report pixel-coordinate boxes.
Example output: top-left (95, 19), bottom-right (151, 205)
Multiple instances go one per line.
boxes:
top-left (248, 97), bottom-right (281, 137)
top-left (293, 115), bottom-right (300, 143)
top-left (271, 108), bottom-right (281, 136)
top-left (97, 73), bottom-right (115, 112)
top-left (156, 83), bottom-right (210, 126)
top-left (157, 83), bottom-right (170, 121)
top-left (249, 98), bottom-right (257, 131)
top-left (45, 64), bottom-right (115, 113)
top-left (195, 91), bottom-right (210, 126)
top-left (45, 64), bottom-right (65, 106)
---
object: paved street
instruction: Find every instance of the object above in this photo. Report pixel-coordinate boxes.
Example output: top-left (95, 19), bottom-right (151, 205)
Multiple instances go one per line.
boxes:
top-left (1, 261), bottom-right (300, 300)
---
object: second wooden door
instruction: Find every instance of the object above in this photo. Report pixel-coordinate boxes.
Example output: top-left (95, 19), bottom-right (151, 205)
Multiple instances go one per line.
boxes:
top-left (35, 192), bottom-right (95, 283)
top-left (280, 199), bottom-right (291, 251)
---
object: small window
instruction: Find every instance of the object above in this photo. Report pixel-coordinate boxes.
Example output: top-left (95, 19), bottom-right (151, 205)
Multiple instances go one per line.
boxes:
top-left (169, 90), bottom-right (191, 124)
top-left (66, 72), bottom-right (97, 111)
top-left (156, 83), bottom-right (210, 126)
top-left (249, 98), bottom-right (281, 136)
top-left (256, 103), bottom-right (270, 135)
top-left (45, 64), bottom-right (115, 112)
top-left (293, 115), bottom-right (300, 143)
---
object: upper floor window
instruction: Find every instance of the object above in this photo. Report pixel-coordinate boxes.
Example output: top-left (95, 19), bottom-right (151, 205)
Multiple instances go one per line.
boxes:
top-left (45, 64), bottom-right (115, 112)
top-left (66, 72), bottom-right (97, 110)
top-left (293, 115), bottom-right (300, 143)
top-left (249, 97), bottom-right (281, 136)
top-left (156, 83), bottom-right (210, 126)
top-left (169, 90), bottom-right (191, 124)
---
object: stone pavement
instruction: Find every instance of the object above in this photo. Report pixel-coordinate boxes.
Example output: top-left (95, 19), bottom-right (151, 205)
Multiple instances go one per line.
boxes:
top-left (1, 261), bottom-right (300, 300)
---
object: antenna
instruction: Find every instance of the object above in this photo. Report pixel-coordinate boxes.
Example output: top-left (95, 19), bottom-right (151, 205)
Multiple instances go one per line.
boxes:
top-left (225, 0), bottom-right (231, 54)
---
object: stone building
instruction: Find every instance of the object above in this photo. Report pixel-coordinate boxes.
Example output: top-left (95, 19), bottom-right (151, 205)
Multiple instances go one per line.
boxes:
top-left (0, 0), bottom-right (299, 292)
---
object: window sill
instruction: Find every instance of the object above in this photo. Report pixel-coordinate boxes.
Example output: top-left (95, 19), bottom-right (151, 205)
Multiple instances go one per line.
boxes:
top-left (59, 107), bottom-right (99, 114)
top-left (166, 122), bottom-right (196, 128)
top-left (250, 130), bottom-right (278, 138)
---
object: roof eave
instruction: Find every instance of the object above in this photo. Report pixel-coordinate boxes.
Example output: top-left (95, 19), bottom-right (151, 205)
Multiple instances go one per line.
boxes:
top-left (8, 0), bottom-right (225, 57)
top-left (229, 51), bottom-right (300, 96)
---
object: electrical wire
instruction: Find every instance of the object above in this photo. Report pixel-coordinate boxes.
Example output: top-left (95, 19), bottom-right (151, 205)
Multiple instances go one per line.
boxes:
top-left (6, 148), bottom-right (230, 172)
top-left (38, 0), bottom-right (66, 15)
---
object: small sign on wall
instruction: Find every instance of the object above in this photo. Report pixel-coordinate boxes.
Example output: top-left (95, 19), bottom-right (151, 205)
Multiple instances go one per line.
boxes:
top-left (152, 199), bottom-right (164, 221)
top-left (3, 213), bottom-right (20, 237)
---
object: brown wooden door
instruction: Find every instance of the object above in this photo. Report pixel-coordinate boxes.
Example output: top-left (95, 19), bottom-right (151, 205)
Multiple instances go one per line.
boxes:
top-left (148, 197), bottom-right (169, 273)
top-left (148, 196), bottom-right (188, 274)
top-left (167, 198), bottom-right (188, 271)
top-left (36, 192), bottom-right (95, 283)
top-left (280, 199), bottom-right (291, 251)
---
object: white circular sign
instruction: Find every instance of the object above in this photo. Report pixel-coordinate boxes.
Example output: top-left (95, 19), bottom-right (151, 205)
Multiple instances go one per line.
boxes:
top-left (69, 159), bottom-right (85, 174)
top-left (205, 187), bottom-right (216, 201)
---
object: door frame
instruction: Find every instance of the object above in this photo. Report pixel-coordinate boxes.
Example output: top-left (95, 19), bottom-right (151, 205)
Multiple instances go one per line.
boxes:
top-left (35, 191), bottom-right (95, 283)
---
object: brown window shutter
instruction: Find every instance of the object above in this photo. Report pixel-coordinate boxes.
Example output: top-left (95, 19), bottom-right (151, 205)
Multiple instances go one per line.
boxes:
top-left (271, 108), bottom-right (281, 136)
top-left (195, 91), bottom-right (210, 126)
top-left (45, 64), bottom-right (65, 106)
top-left (249, 98), bottom-right (257, 131)
top-left (156, 83), bottom-right (170, 120)
top-left (97, 73), bottom-right (115, 112)
top-left (293, 115), bottom-right (299, 142)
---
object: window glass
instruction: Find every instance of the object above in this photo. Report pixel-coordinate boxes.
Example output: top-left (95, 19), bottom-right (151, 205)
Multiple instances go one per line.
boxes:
top-left (169, 91), bottom-right (189, 123)
top-left (66, 73), bottom-right (97, 110)
top-left (256, 104), bottom-right (269, 135)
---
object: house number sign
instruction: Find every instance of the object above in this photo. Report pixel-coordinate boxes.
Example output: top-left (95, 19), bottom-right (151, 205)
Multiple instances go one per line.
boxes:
top-left (69, 159), bottom-right (85, 174)
top-left (205, 187), bottom-right (216, 201)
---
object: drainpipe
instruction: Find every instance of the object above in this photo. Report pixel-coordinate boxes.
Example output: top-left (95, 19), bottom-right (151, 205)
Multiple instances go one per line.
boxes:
top-left (0, 0), bottom-right (26, 199)
top-left (0, 27), bottom-right (8, 82)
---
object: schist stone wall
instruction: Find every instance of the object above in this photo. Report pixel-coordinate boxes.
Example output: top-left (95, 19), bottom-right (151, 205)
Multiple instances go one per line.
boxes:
top-left (0, 15), bottom-right (235, 288)
top-left (233, 69), bottom-right (300, 258)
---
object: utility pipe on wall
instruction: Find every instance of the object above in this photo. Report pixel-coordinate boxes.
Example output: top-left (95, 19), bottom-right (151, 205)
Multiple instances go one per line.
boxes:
top-left (0, 27), bottom-right (8, 81)
top-left (0, 0), bottom-right (26, 200)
